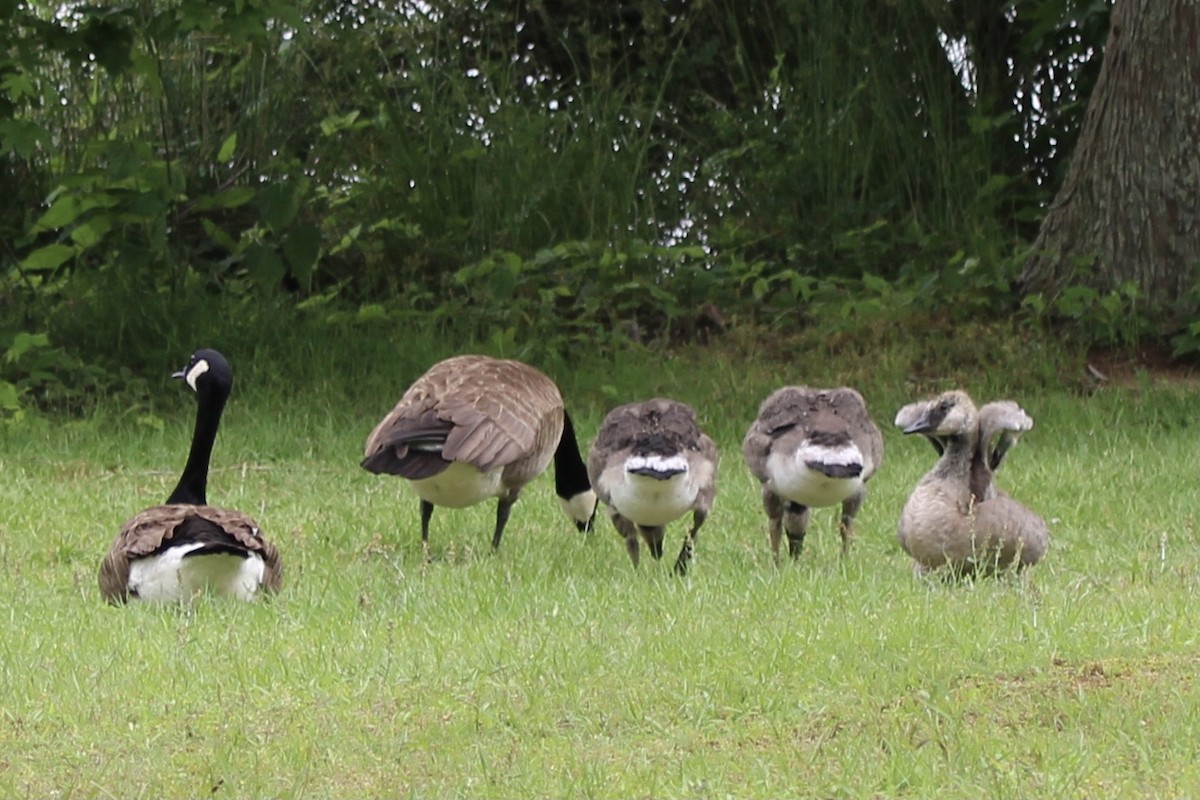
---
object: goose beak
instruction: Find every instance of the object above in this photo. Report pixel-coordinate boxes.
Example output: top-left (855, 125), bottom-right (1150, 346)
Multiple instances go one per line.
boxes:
top-left (902, 411), bottom-right (934, 436)
top-left (171, 369), bottom-right (186, 380)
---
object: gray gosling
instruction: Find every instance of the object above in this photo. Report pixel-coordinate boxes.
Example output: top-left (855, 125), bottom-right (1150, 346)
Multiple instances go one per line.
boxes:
top-left (895, 390), bottom-right (1049, 576)
top-left (587, 398), bottom-right (718, 575)
top-left (361, 355), bottom-right (597, 556)
top-left (98, 349), bottom-right (282, 603)
top-left (743, 386), bottom-right (884, 561)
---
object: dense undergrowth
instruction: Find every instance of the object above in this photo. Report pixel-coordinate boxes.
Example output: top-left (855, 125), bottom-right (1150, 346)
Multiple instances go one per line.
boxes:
top-left (0, 289), bottom-right (1078, 421)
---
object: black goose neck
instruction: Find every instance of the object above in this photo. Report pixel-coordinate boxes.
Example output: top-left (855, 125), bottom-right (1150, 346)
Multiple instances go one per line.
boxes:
top-left (554, 411), bottom-right (592, 498)
top-left (166, 382), bottom-right (229, 506)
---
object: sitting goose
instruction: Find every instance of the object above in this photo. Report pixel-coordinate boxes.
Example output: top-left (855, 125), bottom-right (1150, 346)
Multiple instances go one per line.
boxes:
top-left (742, 386), bottom-right (883, 561)
top-left (586, 398), bottom-right (718, 575)
top-left (361, 355), bottom-right (597, 554)
top-left (896, 390), bottom-right (1048, 576)
top-left (98, 349), bottom-right (282, 603)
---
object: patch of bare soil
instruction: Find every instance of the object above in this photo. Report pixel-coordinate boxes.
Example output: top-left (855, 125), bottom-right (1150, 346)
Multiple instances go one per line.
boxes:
top-left (1085, 344), bottom-right (1200, 390)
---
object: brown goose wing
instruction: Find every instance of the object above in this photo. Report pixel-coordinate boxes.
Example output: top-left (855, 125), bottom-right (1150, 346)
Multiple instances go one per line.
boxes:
top-left (693, 430), bottom-right (720, 514)
top-left (742, 386), bottom-right (806, 481)
top-left (364, 355), bottom-right (563, 474)
top-left (99, 504), bottom-right (280, 603)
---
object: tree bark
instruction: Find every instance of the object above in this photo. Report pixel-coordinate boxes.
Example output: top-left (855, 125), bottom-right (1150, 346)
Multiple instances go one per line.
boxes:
top-left (1020, 0), bottom-right (1200, 320)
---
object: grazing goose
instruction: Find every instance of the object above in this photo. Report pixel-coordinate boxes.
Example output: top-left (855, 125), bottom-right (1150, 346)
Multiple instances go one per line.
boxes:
top-left (896, 390), bottom-right (1048, 576)
top-left (586, 398), bottom-right (718, 575)
top-left (361, 355), bottom-right (597, 554)
top-left (98, 349), bottom-right (282, 603)
top-left (743, 386), bottom-right (884, 561)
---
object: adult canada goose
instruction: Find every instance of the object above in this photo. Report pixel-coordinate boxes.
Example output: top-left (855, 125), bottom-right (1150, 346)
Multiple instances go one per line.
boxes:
top-left (361, 355), bottom-right (597, 554)
top-left (586, 398), bottom-right (718, 575)
top-left (98, 349), bottom-right (282, 603)
top-left (743, 386), bottom-right (884, 561)
top-left (896, 390), bottom-right (1048, 576)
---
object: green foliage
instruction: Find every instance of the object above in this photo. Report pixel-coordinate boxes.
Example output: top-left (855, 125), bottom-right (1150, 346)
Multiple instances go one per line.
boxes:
top-left (1022, 280), bottom-right (1150, 348)
top-left (442, 241), bottom-right (715, 355)
top-left (0, 0), bottom-right (1184, 415)
top-left (0, 330), bottom-right (118, 417)
top-left (1169, 283), bottom-right (1200, 358)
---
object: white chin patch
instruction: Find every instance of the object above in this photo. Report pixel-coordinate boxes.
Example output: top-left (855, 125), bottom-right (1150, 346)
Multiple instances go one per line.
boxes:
top-left (185, 359), bottom-right (210, 391)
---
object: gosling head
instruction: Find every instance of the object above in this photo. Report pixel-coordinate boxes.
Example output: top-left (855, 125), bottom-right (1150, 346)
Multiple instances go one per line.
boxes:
top-left (899, 390), bottom-right (977, 439)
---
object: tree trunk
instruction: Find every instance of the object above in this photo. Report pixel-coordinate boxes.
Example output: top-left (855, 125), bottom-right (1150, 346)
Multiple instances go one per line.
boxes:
top-left (1020, 0), bottom-right (1200, 322)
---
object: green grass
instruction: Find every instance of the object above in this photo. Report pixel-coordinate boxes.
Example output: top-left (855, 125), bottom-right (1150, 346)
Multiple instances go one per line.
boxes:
top-left (1, 334), bottom-right (1197, 799)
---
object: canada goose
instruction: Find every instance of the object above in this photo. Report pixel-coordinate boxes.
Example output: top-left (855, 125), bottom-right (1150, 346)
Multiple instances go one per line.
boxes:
top-left (742, 386), bottom-right (884, 561)
top-left (895, 397), bottom-right (1031, 500)
top-left (896, 390), bottom-right (1048, 576)
top-left (361, 355), bottom-right (597, 554)
top-left (587, 398), bottom-right (718, 575)
top-left (98, 349), bottom-right (282, 603)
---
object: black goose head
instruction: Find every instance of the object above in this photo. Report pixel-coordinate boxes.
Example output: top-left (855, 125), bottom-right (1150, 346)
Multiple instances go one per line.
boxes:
top-left (173, 348), bottom-right (233, 399)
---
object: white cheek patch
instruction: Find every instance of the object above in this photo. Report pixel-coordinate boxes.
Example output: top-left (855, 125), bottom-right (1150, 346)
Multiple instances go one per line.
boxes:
top-left (185, 359), bottom-right (210, 391)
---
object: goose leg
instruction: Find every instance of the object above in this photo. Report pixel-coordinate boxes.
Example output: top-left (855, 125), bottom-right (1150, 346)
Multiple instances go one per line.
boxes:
top-left (491, 491), bottom-right (519, 550)
top-left (784, 502), bottom-right (810, 559)
top-left (642, 526), bottom-right (666, 560)
top-left (420, 500), bottom-right (435, 562)
top-left (763, 490), bottom-right (785, 564)
top-left (612, 514), bottom-right (640, 567)
top-left (674, 508), bottom-right (706, 576)
top-left (839, 490), bottom-right (865, 556)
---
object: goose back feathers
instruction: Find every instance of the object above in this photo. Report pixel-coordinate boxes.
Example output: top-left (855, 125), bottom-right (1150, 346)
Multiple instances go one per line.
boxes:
top-left (361, 355), bottom-right (596, 551)
top-left (743, 386), bottom-right (883, 560)
top-left (98, 349), bottom-right (282, 604)
top-left (100, 505), bottom-right (282, 602)
top-left (896, 390), bottom-right (1048, 576)
top-left (587, 398), bottom-right (718, 575)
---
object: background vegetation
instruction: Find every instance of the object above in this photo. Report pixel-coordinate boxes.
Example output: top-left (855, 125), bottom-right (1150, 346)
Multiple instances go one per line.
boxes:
top-left (2, 3), bottom-right (1198, 795)
top-left (5, 0), bottom-right (1189, 415)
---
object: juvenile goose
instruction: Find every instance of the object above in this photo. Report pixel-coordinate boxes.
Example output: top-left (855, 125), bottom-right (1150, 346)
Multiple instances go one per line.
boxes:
top-left (98, 349), bottom-right (282, 603)
top-left (896, 390), bottom-right (1048, 576)
top-left (587, 398), bottom-right (718, 575)
top-left (361, 355), bottom-right (597, 554)
top-left (742, 386), bottom-right (883, 561)
top-left (895, 397), bottom-right (1033, 501)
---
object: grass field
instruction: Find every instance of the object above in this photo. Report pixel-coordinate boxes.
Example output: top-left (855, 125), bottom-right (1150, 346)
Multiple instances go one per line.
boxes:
top-left (1, 332), bottom-right (1197, 798)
